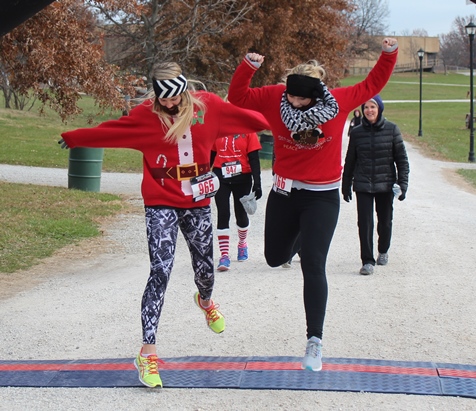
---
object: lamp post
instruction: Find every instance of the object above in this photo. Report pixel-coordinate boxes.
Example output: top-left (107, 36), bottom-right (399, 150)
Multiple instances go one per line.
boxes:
top-left (465, 21), bottom-right (476, 162)
top-left (417, 48), bottom-right (424, 137)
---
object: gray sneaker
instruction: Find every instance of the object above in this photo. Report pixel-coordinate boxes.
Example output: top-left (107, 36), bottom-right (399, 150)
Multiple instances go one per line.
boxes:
top-left (377, 253), bottom-right (388, 266)
top-left (359, 263), bottom-right (374, 275)
top-left (301, 336), bottom-right (323, 371)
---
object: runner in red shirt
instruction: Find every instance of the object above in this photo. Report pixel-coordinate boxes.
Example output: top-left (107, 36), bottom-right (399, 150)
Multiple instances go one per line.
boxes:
top-left (60, 62), bottom-right (269, 388)
top-left (228, 38), bottom-right (398, 372)
top-left (211, 132), bottom-right (262, 271)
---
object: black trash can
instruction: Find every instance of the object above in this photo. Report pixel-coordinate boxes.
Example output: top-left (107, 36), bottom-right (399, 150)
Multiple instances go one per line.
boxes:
top-left (68, 147), bottom-right (104, 192)
top-left (259, 133), bottom-right (274, 160)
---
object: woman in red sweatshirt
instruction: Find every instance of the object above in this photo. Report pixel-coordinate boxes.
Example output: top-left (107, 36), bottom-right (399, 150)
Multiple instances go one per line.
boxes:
top-left (211, 131), bottom-right (262, 271)
top-left (60, 62), bottom-right (269, 388)
top-left (228, 38), bottom-right (398, 372)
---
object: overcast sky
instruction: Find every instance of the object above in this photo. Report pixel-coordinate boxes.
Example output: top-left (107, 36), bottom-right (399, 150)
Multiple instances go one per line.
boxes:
top-left (386, 0), bottom-right (476, 37)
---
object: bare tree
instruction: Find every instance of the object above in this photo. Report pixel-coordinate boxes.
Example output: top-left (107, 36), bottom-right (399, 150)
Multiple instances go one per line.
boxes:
top-left (346, 0), bottom-right (389, 57)
top-left (0, 0), bottom-right (356, 119)
top-left (440, 16), bottom-right (476, 70)
top-left (90, 0), bottom-right (356, 91)
top-left (89, 0), bottom-right (254, 82)
top-left (411, 29), bottom-right (429, 37)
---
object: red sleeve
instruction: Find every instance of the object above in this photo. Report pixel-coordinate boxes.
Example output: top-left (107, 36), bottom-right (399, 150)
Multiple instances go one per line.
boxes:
top-left (331, 49), bottom-right (398, 114)
top-left (210, 93), bottom-right (270, 136)
top-left (61, 103), bottom-right (159, 150)
top-left (228, 59), bottom-right (272, 112)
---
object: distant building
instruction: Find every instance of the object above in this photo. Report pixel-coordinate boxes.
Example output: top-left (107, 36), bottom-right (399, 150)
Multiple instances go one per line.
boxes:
top-left (348, 36), bottom-right (440, 75)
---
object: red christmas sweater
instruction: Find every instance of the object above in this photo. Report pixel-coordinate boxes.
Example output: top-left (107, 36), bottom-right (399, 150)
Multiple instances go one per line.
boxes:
top-left (61, 92), bottom-right (269, 208)
top-left (228, 49), bottom-right (398, 186)
top-left (212, 133), bottom-right (261, 174)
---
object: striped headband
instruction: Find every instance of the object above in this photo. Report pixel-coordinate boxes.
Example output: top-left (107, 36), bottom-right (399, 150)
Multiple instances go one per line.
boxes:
top-left (152, 74), bottom-right (188, 98)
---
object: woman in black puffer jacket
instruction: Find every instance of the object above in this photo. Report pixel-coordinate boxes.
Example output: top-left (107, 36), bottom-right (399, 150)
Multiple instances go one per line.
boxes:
top-left (342, 95), bottom-right (409, 275)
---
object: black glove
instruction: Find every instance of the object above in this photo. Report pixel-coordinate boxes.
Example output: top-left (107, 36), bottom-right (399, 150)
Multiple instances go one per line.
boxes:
top-left (398, 189), bottom-right (406, 201)
top-left (343, 192), bottom-right (352, 203)
top-left (253, 185), bottom-right (262, 200)
top-left (58, 138), bottom-right (69, 149)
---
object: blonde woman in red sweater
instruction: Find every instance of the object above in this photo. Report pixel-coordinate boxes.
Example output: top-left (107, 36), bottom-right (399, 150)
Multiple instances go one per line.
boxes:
top-left (60, 62), bottom-right (269, 388)
top-left (228, 38), bottom-right (398, 372)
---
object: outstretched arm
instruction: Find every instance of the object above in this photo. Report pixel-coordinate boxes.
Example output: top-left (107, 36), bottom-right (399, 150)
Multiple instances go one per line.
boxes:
top-left (59, 104), bottom-right (158, 150)
top-left (228, 53), bottom-right (268, 112)
top-left (332, 38), bottom-right (398, 113)
top-left (215, 94), bottom-right (270, 136)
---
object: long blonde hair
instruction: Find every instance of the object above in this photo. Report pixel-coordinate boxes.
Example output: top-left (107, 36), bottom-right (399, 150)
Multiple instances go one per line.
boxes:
top-left (281, 60), bottom-right (326, 84)
top-left (150, 62), bottom-right (207, 144)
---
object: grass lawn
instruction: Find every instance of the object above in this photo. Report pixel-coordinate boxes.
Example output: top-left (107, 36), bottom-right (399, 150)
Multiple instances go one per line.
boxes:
top-left (0, 182), bottom-right (124, 273)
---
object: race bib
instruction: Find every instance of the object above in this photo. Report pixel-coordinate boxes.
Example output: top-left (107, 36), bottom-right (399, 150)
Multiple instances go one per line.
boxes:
top-left (273, 174), bottom-right (293, 197)
top-left (221, 161), bottom-right (242, 178)
top-left (190, 172), bottom-right (220, 201)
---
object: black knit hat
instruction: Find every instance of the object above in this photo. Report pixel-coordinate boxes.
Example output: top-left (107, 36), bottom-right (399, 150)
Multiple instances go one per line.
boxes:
top-left (286, 74), bottom-right (323, 99)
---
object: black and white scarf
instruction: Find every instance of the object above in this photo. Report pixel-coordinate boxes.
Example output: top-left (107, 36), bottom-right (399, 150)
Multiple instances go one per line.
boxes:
top-left (280, 85), bottom-right (339, 133)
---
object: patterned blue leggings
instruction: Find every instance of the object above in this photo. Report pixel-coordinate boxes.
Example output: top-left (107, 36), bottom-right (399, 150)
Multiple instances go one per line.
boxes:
top-left (141, 206), bottom-right (214, 344)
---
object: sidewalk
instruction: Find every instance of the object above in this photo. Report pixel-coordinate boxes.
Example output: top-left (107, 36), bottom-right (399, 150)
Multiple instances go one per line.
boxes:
top-left (0, 164), bottom-right (142, 196)
top-left (0, 141), bottom-right (476, 410)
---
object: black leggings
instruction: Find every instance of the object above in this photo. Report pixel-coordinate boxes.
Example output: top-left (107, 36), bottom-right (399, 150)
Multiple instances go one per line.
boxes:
top-left (264, 188), bottom-right (340, 340)
top-left (355, 191), bottom-right (394, 265)
top-left (214, 174), bottom-right (253, 229)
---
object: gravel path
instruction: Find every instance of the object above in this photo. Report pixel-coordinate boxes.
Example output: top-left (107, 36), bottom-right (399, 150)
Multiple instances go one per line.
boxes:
top-left (1, 140), bottom-right (476, 410)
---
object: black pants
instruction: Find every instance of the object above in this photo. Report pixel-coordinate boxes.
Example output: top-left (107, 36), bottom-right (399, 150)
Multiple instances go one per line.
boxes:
top-left (264, 188), bottom-right (340, 340)
top-left (214, 173), bottom-right (252, 230)
top-left (355, 191), bottom-right (394, 265)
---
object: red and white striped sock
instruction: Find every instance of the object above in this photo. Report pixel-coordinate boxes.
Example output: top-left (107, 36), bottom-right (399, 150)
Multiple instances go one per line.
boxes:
top-left (237, 225), bottom-right (249, 248)
top-left (217, 228), bottom-right (230, 256)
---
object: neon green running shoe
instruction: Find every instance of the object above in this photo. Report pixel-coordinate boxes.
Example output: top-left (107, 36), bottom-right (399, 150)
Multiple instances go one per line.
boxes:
top-left (194, 292), bottom-right (225, 334)
top-left (134, 352), bottom-right (163, 388)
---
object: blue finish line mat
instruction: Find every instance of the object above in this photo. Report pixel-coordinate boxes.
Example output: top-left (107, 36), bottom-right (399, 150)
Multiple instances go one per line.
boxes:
top-left (1, 356), bottom-right (475, 398)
